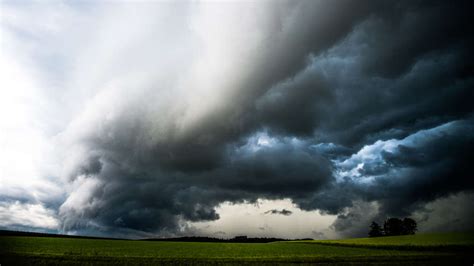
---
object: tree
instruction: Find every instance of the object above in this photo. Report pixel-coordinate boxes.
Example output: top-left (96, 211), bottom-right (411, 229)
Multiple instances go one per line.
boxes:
top-left (368, 221), bottom-right (383, 237)
top-left (402, 217), bottom-right (417, 235)
top-left (383, 218), bottom-right (404, 236)
top-left (369, 217), bottom-right (417, 237)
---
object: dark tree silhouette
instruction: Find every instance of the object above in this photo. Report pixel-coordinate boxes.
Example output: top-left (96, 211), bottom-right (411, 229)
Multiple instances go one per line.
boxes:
top-left (402, 217), bottom-right (417, 235)
top-left (368, 221), bottom-right (384, 237)
top-left (383, 218), bottom-right (405, 236)
top-left (381, 217), bottom-right (418, 236)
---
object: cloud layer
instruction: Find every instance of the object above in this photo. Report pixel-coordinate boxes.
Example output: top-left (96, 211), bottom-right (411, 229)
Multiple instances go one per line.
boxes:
top-left (1, 0), bottom-right (473, 237)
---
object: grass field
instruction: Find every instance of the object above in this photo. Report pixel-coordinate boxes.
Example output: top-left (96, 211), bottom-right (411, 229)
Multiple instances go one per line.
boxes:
top-left (1, 233), bottom-right (473, 265)
top-left (300, 232), bottom-right (474, 250)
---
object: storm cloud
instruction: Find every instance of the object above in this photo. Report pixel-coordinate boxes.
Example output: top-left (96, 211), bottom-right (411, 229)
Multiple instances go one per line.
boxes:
top-left (1, 0), bottom-right (473, 237)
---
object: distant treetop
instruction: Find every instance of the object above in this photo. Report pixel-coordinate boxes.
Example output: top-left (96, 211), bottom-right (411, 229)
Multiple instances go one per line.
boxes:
top-left (369, 217), bottom-right (417, 237)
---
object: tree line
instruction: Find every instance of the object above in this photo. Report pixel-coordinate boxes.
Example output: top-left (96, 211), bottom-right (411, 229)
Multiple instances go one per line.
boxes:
top-left (369, 217), bottom-right (417, 237)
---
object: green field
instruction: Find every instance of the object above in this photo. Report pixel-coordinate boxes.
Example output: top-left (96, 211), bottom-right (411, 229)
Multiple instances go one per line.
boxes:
top-left (301, 232), bottom-right (474, 250)
top-left (1, 233), bottom-right (473, 265)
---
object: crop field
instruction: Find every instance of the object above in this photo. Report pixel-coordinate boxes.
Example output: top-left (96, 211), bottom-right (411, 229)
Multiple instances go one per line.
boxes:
top-left (301, 232), bottom-right (474, 250)
top-left (1, 233), bottom-right (473, 265)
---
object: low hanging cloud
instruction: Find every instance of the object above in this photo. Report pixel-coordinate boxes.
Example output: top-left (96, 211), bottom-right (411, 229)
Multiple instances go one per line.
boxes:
top-left (45, 0), bottom-right (474, 236)
top-left (1, 0), bottom-right (473, 238)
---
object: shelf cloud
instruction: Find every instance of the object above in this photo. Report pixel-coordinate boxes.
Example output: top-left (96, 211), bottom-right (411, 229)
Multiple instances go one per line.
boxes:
top-left (1, 0), bottom-right (473, 238)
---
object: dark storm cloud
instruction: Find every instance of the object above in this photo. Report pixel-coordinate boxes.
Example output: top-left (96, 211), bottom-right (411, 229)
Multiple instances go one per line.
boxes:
top-left (299, 119), bottom-right (474, 236)
top-left (129, 0), bottom-right (381, 170)
top-left (58, 0), bottom-right (474, 237)
top-left (359, 1), bottom-right (474, 78)
top-left (371, 120), bottom-right (474, 215)
top-left (264, 209), bottom-right (293, 216)
top-left (330, 201), bottom-right (380, 237)
top-left (60, 135), bottom-right (333, 235)
top-left (252, 0), bottom-right (474, 147)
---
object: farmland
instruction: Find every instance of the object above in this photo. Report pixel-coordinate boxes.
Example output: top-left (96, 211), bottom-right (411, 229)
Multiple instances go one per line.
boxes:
top-left (1, 232), bottom-right (473, 265)
top-left (301, 232), bottom-right (474, 250)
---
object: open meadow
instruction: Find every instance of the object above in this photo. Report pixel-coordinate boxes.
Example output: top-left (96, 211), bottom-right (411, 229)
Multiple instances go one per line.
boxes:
top-left (1, 233), bottom-right (473, 265)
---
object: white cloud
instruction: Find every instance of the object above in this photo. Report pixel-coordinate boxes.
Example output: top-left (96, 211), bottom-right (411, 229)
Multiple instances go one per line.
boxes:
top-left (0, 22), bottom-right (63, 204)
top-left (0, 201), bottom-right (59, 230)
top-left (334, 120), bottom-right (463, 182)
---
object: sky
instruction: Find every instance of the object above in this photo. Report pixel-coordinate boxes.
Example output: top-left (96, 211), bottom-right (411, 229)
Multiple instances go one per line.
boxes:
top-left (0, 0), bottom-right (473, 239)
